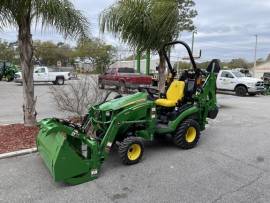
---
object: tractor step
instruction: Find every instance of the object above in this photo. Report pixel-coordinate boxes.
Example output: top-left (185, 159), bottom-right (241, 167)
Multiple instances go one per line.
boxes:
top-left (156, 123), bottom-right (169, 129)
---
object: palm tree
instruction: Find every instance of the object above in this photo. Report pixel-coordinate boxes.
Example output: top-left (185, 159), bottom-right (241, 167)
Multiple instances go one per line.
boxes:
top-left (0, 0), bottom-right (89, 126)
top-left (100, 0), bottom-right (197, 92)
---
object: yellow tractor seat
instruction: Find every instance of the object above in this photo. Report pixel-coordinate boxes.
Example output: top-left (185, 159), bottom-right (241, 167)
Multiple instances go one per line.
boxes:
top-left (155, 81), bottom-right (185, 107)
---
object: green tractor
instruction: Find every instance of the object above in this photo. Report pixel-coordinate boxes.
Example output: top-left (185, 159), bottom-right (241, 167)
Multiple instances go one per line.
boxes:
top-left (37, 41), bottom-right (220, 185)
top-left (0, 61), bottom-right (18, 82)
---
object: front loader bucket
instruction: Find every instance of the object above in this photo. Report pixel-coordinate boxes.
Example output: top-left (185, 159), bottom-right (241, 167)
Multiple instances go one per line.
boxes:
top-left (36, 119), bottom-right (99, 185)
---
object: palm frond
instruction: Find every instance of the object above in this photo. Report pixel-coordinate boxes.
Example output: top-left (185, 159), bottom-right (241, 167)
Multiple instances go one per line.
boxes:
top-left (0, 0), bottom-right (17, 30)
top-left (33, 0), bottom-right (90, 39)
top-left (99, 0), bottom-right (197, 52)
top-left (0, 0), bottom-right (90, 39)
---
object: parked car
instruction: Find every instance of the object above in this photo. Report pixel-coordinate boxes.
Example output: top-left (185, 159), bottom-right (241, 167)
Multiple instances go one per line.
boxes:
top-left (0, 61), bottom-right (18, 82)
top-left (15, 66), bottom-right (70, 85)
top-left (217, 70), bottom-right (264, 96)
top-left (98, 67), bottom-right (152, 91)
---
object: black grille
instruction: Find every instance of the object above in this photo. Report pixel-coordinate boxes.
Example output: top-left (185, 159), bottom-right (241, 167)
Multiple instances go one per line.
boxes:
top-left (256, 81), bottom-right (264, 86)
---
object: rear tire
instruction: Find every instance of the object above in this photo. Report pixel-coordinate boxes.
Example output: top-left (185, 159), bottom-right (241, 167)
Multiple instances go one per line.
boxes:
top-left (55, 77), bottom-right (64, 85)
top-left (235, 86), bottom-right (247, 97)
top-left (118, 137), bottom-right (144, 165)
top-left (173, 119), bottom-right (200, 149)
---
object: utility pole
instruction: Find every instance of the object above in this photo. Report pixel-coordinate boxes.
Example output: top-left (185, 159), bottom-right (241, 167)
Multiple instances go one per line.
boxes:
top-left (191, 30), bottom-right (197, 55)
top-left (190, 30), bottom-right (197, 69)
top-left (254, 34), bottom-right (258, 69)
top-left (253, 34), bottom-right (258, 76)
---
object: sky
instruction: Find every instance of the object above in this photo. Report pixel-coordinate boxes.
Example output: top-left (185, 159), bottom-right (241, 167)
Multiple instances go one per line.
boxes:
top-left (0, 0), bottom-right (270, 62)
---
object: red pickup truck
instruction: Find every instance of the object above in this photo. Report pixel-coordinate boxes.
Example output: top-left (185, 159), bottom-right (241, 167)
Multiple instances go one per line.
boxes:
top-left (98, 67), bottom-right (152, 91)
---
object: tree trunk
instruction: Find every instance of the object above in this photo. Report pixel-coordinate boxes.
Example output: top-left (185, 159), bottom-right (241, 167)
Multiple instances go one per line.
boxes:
top-left (18, 18), bottom-right (36, 126)
top-left (158, 51), bottom-right (166, 93)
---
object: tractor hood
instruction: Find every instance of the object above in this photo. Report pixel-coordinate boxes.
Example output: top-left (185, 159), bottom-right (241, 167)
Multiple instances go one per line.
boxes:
top-left (98, 92), bottom-right (148, 111)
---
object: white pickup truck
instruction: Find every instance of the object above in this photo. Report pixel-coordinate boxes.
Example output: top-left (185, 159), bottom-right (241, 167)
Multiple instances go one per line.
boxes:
top-left (15, 66), bottom-right (70, 85)
top-left (217, 70), bottom-right (265, 96)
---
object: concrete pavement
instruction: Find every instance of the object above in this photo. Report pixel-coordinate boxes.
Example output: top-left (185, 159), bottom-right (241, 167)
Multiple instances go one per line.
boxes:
top-left (0, 94), bottom-right (270, 202)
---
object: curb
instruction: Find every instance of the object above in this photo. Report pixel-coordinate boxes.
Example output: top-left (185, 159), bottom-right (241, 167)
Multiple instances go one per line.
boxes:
top-left (0, 123), bottom-right (23, 126)
top-left (0, 147), bottom-right (37, 160)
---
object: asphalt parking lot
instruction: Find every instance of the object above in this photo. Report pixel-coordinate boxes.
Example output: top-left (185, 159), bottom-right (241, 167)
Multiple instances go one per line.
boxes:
top-left (0, 81), bottom-right (270, 202)
top-left (0, 81), bottom-right (69, 124)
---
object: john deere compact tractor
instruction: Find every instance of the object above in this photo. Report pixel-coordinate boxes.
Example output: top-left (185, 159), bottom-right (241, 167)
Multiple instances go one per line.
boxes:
top-left (37, 41), bottom-right (220, 185)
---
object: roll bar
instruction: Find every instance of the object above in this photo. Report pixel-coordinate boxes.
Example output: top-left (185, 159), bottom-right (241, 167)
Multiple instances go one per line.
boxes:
top-left (162, 41), bottom-right (198, 77)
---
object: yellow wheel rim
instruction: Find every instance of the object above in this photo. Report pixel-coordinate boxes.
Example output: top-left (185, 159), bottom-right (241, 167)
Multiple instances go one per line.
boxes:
top-left (127, 144), bottom-right (141, 161)
top-left (185, 127), bottom-right (197, 143)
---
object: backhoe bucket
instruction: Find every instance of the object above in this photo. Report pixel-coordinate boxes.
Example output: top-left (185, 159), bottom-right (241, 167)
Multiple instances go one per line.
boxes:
top-left (36, 119), bottom-right (99, 185)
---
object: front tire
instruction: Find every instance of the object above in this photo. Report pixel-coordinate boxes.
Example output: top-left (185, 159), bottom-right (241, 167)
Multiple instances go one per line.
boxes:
top-left (55, 77), bottom-right (64, 85)
top-left (173, 119), bottom-right (200, 149)
top-left (118, 137), bottom-right (144, 165)
top-left (235, 86), bottom-right (247, 96)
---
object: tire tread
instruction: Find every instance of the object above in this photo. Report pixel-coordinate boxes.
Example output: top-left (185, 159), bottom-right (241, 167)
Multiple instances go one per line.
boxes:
top-left (173, 119), bottom-right (200, 149)
top-left (118, 137), bottom-right (144, 165)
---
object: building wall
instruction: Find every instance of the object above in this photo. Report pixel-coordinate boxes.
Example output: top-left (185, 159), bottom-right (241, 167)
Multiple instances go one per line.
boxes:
top-left (254, 62), bottom-right (270, 78)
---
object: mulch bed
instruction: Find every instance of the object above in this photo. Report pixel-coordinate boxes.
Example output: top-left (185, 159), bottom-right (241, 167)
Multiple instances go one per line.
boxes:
top-left (0, 124), bottom-right (39, 154)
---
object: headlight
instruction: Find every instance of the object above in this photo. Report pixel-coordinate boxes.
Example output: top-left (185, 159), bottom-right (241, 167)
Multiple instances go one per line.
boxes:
top-left (106, 111), bottom-right (111, 117)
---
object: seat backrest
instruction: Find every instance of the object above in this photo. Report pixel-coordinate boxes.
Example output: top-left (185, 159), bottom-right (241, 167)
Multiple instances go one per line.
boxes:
top-left (166, 81), bottom-right (185, 102)
top-left (186, 79), bottom-right (196, 94)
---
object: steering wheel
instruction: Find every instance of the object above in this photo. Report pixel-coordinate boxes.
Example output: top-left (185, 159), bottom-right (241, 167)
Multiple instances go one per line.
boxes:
top-left (138, 87), bottom-right (159, 99)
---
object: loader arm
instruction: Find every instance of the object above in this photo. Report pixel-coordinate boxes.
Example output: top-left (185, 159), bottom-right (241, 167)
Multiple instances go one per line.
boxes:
top-left (97, 100), bottom-right (155, 160)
